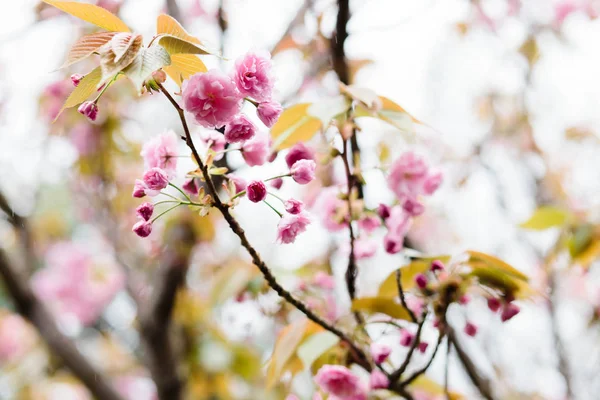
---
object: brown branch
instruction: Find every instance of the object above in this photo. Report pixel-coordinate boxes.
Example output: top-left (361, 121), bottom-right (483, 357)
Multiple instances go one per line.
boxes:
top-left (389, 311), bottom-right (428, 384)
top-left (0, 191), bottom-right (35, 272)
top-left (399, 331), bottom-right (445, 388)
top-left (157, 83), bottom-right (371, 371)
top-left (447, 327), bottom-right (495, 400)
top-left (271, 0), bottom-right (314, 54)
top-left (0, 249), bottom-right (124, 400)
top-left (340, 139), bottom-right (359, 303)
top-left (396, 269), bottom-right (417, 323)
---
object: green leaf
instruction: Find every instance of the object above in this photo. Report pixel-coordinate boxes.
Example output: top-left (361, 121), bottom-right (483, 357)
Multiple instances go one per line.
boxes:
top-left (351, 297), bottom-right (412, 321)
top-left (297, 331), bottom-right (339, 369)
top-left (567, 224), bottom-right (594, 258)
top-left (520, 206), bottom-right (571, 230)
top-left (123, 45), bottom-right (171, 92)
top-left (42, 0), bottom-right (130, 32)
top-left (60, 31), bottom-right (117, 69)
top-left (54, 66), bottom-right (102, 121)
top-left (271, 103), bottom-right (322, 150)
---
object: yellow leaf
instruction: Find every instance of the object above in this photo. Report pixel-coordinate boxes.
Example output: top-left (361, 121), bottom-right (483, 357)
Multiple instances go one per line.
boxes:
top-left (519, 206), bottom-right (571, 230)
top-left (158, 35), bottom-right (211, 56)
top-left (271, 103), bottom-right (322, 150)
top-left (378, 256), bottom-right (452, 298)
top-left (60, 31), bottom-right (117, 69)
top-left (409, 376), bottom-right (464, 400)
top-left (157, 14), bottom-right (201, 44)
top-left (519, 37), bottom-right (539, 67)
top-left (573, 239), bottom-right (600, 269)
top-left (42, 0), bottom-right (130, 32)
top-left (297, 331), bottom-right (339, 369)
top-left (467, 250), bottom-right (528, 281)
top-left (210, 262), bottom-right (256, 305)
top-left (54, 66), bottom-right (102, 121)
top-left (351, 297), bottom-right (412, 321)
top-left (164, 54), bottom-right (207, 86)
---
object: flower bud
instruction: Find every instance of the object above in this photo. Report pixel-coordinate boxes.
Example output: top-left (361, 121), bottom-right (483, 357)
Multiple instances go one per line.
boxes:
top-left (152, 70), bottom-right (167, 84)
top-left (132, 220), bottom-right (152, 237)
top-left (369, 370), bottom-right (389, 390)
top-left (285, 143), bottom-right (315, 169)
top-left (399, 329), bottom-right (415, 347)
top-left (224, 114), bottom-right (257, 144)
top-left (246, 180), bottom-right (267, 203)
top-left (77, 101), bottom-right (98, 122)
top-left (430, 259), bottom-right (445, 272)
top-left (377, 204), bottom-right (391, 220)
top-left (290, 159), bottom-right (316, 184)
top-left (415, 273), bottom-right (428, 289)
top-left (487, 297), bottom-right (501, 313)
top-left (143, 168), bottom-right (169, 193)
top-left (257, 101), bottom-right (283, 128)
top-left (418, 342), bottom-right (429, 353)
top-left (132, 179), bottom-right (146, 198)
top-left (501, 302), bottom-right (520, 322)
top-left (182, 178), bottom-right (199, 196)
top-left (269, 177), bottom-right (283, 189)
top-left (284, 199), bottom-right (304, 214)
top-left (136, 202), bottom-right (154, 221)
top-left (370, 343), bottom-right (392, 364)
top-left (464, 322), bottom-right (478, 337)
top-left (70, 73), bottom-right (83, 87)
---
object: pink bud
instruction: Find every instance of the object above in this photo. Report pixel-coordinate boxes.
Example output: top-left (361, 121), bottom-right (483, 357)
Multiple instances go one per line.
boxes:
top-left (224, 114), bottom-right (257, 144)
top-left (246, 180), bottom-right (267, 203)
top-left (501, 302), bottom-right (520, 322)
top-left (136, 202), bottom-right (154, 221)
top-left (370, 343), bottom-right (392, 364)
top-left (70, 73), bottom-right (83, 87)
top-left (399, 329), bottom-right (415, 347)
top-left (182, 178), bottom-right (199, 196)
top-left (77, 101), bottom-right (98, 122)
top-left (284, 199), bottom-right (304, 214)
top-left (152, 70), bottom-right (167, 84)
top-left (415, 273), bottom-right (428, 289)
top-left (313, 271), bottom-right (335, 290)
top-left (459, 294), bottom-right (470, 305)
top-left (418, 342), bottom-right (429, 353)
top-left (132, 179), bottom-right (146, 198)
top-left (290, 159), bottom-right (316, 184)
top-left (132, 220), bottom-right (152, 237)
top-left (402, 198), bottom-right (425, 216)
top-left (487, 297), bottom-right (501, 313)
top-left (227, 174), bottom-right (247, 194)
top-left (464, 322), bottom-right (478, 337)
top-left (143, 168), bottom-right (169, 193)
top-left (285, 143), bottom-right (315, 169)
top-left (358, 215), bottom-right (381, 234)
top-left (257, 101), bottom-right (283, 127)
top-left (431, 260), bottom-right (445, 272)
top-left (423, 171), bottom-right (443, 195)
top-left (369, 369), bottom-right (389, 390)
top-left (377, 204), bottom-right (391, 220)
top-left (269, 177), bottom-right (283, 189)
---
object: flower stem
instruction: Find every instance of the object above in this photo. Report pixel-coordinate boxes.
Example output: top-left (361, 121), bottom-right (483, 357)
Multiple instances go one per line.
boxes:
top-left (263, 200), bottom-right (283, 217)
top-left (230, 190), bottom-right (247, 201)
top-left (151, 203), bottom-right (182, 223)
top-left (168, 182), bottom-right (193, 203)
top-left (265, 174), bottom-right (290, 182)
top-left (267, 191), bottom-right (286, 204)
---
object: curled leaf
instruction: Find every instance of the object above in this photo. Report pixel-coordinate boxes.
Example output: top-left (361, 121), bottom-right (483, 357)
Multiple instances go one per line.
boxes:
top-left (351, 297), bottom-right (412, 321)
top-left (99, 33), bottom-right (143, 84)
top-left (123, 45), bottom-right (171, 93)
top-left (60, 31), bottom-right (117, 69)
top-left (519, 206), bottom-right (571, 230)
top-left (42, 0), bottom-right (130, 32)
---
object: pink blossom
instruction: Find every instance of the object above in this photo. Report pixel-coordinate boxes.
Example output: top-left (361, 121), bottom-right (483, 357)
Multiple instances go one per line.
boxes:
top-left (423, 171), bottom-right (443, 195)
top-left (227, 174), bottom-right (247, 194)
top-left (383, 206), bottom-right (411, 254)
top-left (313, 271), bottom-right (335, 290)
top-left (402, 198), bottom-right (425, 216)
top-left (277, 212), bottom-right (311, 244)
top-left (115, 375), bottom-right (157, 400)
top-left (0, 314), bottom-right (35, 363)
top-left (242, 132), bottom-right (270, 166)
top-left (136, 202), bottom-right (154, 221)
top-left (247, 180), bottom-right (267, 203)
top-left (140, 131), bottom-right (179, 175)
top-left (257, 100), bottom-right (283, 127)
top-left (285, 143), bottom-right (315, 169)
top-left (501, 303), bottom-right (520, 322)
top-left (133, 220), bottom-right (152, 237)
top-left (132, 179), bottom-right (146, 198)
top-left (224, 114), bottom-right (257, 143)
top-left (233, 51), bottom-right (275, 102)
top-left (200, 130), bottom-right (226, 160)
top-left (459, 295), bottom-right (470, 305)
top-left (270, 177), bottom-right (283, 189)
top-left (31, 242), bottom-right (124, 325)
top-left (377, 203), bottom-right (391, 220)
top-left (487, 297), bottom-right (501, 313)
top-left (370, 343), bottom-right (392, 364)
top-left (78, 101), bottom-right (98, 121)
top-left (314, 365), bottom-right (367, 400)
top-left (182, 70), bottom-right (242, 128)
top-left (143, 168), bottom-right (169, 195)
top-left (369, 370), bottom-right (389, 390)
top-left (400, 329), bottom-right (415, 346)
top-left (285, 198), bottom-right (304, 214)
top-left (291, 159), bottom-right (316, 184)
top-left (316, 188), bottom-right (347, 232)
top-left (71, 73), bottom-right (83, 87)
top-left (464, 322), bottom-right (478, 337)
top-left (415, 273), bottom-right (428, 289)
top-left (418, 342), bottom-right (429, 353)
top-left (430, 260), bottom-right (445, 272)
top-left (387, 151), bottom-right (428, 199)
top-left (358, 215), bottom-right (381, 234)
top-left (406, 296), bottom-right (424, 316)
top-left (182, 178), bottom-right (198, 196)
top-left (555, 1), bottom-right (579, 26)
top-left (354, 237), bottom-right (377, 259)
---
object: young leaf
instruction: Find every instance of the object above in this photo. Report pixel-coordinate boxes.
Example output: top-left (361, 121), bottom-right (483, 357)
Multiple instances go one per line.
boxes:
top-left (54, 66), bottom-right (102, 121)
top-left (158, 35), bottom-right (212, 56)
top-left (163, 54), bottom-right (207, 86)
top-left (99, 33), bottom-right (143, 84)
top-left (123, 45), bottom-right (172, 92)
top-left (519, 206), bottom-right (571, 230)
top-left (378, 261), bottom-right (431, 297)
top-left (296, 331), bottom-right (339, 369)
top-left (157, 14), bottom-right (202, 44)
top-left (42, 0), bottom-right (130, 32)
top-left (307, 95), bottom-right (351, 126)
top-left (466, 251), bottom-right (528, 281)
top-left (209, 262), bottom-right (256, 305)
top-left (60, 31), bottom-right (117, 69)
top-left (271, 103), bottom-right (322, 150)
top-left (351, 297), bottom-right (412, 321)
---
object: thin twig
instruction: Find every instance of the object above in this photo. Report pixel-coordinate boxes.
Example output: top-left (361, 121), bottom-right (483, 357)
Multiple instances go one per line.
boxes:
top-left (0, 191), bottom-right (36, 272)
top-left (389, 311), bottom-right (428, 383)
top-left (156, 83), bottom-right (372, 371)
top-left (399, 330), bottom-right (445, 388)
top-left (0, 249), bottom-right (124, 400)
top-left (445, 336), bottom-right (451, 400)
top-left (396, 269), bottom-right (417, 323)
top-left (340, 139), bottom-right (359, 305)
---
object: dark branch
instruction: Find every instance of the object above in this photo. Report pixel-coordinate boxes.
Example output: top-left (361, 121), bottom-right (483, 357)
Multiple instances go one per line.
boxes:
top-left (0, 250), bottom-right (124, 400)
top-left (396, 269), bottom-right (417, 323)
top-left (400, 330), bottom-right (445, 388)
top-left (0, 191), bottom-right (35, 272)
top-left (389, 311), bottom-right (428, 383)
top-left (157, 83), bottom-right (372, 372)
top-left (340, 139), bottom-right (359, 304)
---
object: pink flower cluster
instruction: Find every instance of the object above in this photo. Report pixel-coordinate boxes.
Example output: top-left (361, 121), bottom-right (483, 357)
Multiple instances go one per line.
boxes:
top-left (0, 314), bottom-right (36, 364)
top-left (314, 365), bottom-right (391, 399)
top-left (31, 242), bottom-right (124, 325)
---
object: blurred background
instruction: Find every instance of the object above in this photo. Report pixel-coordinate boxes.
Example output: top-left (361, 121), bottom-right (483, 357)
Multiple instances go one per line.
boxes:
top-left (1, 0), bottom-right (600, 399)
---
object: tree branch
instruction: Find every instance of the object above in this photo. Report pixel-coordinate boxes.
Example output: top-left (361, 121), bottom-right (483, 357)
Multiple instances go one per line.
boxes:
top-left (0, 191), bottom-right (35, 272)
top-left (340, 139), bottom-right (359, 304)
top-left (399, 331), bottom-right (445, 388)
top-left (396, 269), bottom-right (417, 323)
top-left (157, 83), bottom-right (371, 371)
top-left (0, 249), bottom-right (124, 400)
top-left (389, 311), bottom-right (428, 383)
